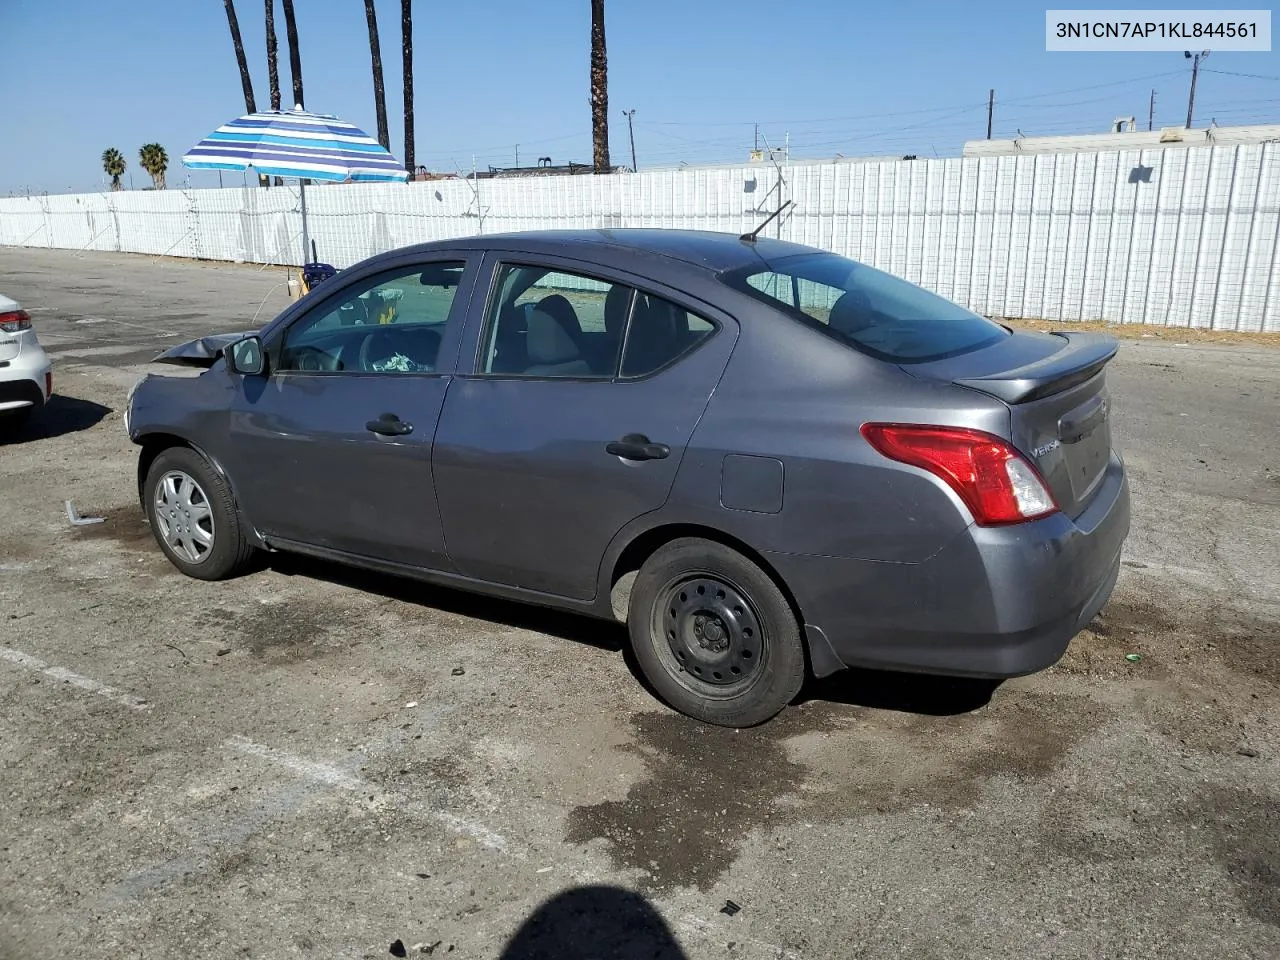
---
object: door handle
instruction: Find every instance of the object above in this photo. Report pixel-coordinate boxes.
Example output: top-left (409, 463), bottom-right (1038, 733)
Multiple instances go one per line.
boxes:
top-left (366, 413), bottom-right (414, 436)
top-left (606, 433), bottom-right (670, 461)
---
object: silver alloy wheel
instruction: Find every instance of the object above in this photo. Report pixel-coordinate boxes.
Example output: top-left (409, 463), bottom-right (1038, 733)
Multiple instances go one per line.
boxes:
top-left (153, 470), bottom-right (215, 564)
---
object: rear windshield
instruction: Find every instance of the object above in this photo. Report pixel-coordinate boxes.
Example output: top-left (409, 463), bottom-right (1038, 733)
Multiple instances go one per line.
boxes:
top-left (721, 252), bottom-right (1008, 363)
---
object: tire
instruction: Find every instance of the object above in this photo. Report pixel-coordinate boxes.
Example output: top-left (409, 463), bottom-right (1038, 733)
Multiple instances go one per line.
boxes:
top-left (628, 537), bottom-right (805, 727)
top-left (143, 446), bottom-right (255, 580)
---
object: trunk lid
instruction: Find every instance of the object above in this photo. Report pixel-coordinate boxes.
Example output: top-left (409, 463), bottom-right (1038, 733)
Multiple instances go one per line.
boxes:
top-left (903, 330), bottom-right (1119, 519)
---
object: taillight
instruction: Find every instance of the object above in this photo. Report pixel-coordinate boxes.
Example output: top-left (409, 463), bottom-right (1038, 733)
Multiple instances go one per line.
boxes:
top-left (0, 310), bottom-right (32, 333)
top-left (861, 423), bottom-right (1058, 526)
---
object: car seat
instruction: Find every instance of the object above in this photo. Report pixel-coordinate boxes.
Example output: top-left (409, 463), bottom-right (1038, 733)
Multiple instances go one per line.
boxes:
top-left (523, 309), bottom-right (592, 377)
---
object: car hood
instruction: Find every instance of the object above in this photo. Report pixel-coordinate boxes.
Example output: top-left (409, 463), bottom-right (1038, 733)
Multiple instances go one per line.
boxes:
top-left (153, 330), bottom-right (259, 368)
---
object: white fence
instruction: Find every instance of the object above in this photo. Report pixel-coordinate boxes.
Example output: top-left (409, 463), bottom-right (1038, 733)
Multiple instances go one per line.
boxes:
top-left (3, 143), bottom-right (1279, 331)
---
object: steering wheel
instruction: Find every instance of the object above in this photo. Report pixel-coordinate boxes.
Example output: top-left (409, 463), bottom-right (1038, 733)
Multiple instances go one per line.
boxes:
top-left (287, 345), bottom-right (338, 372)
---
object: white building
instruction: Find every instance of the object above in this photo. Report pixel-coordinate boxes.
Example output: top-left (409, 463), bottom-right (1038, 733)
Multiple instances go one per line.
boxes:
top-left (962, 123), bottom-right (1280, 158)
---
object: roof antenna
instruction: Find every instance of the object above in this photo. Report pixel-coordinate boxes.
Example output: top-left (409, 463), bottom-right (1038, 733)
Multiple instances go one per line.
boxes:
top-left (740, 199), bottom-right (793, 243)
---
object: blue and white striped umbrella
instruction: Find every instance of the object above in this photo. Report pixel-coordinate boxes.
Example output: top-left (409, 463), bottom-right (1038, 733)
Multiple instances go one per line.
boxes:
top-left (182, 107), bottom-right (408, 182)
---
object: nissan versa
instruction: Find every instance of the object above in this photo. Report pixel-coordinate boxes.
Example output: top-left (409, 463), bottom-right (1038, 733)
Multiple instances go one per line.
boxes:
top-left (125, 229), bottom-right (1130, 726)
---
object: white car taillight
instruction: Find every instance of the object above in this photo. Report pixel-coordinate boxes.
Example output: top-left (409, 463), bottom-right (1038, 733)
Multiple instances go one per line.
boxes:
top-left (0, 310), bottom-right (32, 333)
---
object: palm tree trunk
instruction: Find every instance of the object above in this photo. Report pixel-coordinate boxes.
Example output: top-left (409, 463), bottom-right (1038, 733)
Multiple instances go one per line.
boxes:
top-left (401, 0), bottom-right (415, 176)
top-left (365, 0), bottom-right (390, 150)
top-left (590, 0), bottom-right (611, 173)
top-left (265, 0), bottom-right (281, 111)
top-left (281, 0), bottom-right (304, 109)
top-left (223, 0), bottom-right (257, 113)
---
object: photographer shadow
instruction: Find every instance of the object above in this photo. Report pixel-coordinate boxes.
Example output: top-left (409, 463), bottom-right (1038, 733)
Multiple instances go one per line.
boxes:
top-left (500, 885), bottom-right (689, 960)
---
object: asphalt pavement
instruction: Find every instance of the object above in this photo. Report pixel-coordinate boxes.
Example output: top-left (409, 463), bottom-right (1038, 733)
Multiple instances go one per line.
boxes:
top-left (1, 248), bottom-right (1277, 960)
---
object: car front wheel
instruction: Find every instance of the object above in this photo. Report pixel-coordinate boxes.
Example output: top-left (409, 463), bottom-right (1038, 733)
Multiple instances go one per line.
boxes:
top-left (628, 537), bottom-right (805, 727)
top-left (143, 446), bottom-right (255, 580)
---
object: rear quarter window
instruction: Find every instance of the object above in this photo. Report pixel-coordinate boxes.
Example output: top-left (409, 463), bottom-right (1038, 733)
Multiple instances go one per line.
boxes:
top-left (726, 252), bottom-right (1008, 363)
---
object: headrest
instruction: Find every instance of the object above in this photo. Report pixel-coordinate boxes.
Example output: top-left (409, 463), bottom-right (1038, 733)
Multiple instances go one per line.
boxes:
top-left (536, 294), bottom-right (581, 335)
top-left (828, 290), bottom-right (873, 335)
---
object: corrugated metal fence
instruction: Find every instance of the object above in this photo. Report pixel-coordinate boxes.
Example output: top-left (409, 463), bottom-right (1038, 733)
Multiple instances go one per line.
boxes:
top-left (2, 143), bottom-right (1278, 331)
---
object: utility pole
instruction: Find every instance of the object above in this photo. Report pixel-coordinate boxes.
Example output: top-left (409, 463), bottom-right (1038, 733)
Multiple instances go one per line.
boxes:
top-left (1148, 89), bottom-right (1157, 131)
top-left (986, 89), bottom-right (995, 139)
top-left (1185, 50), bottom-right (1209, 128)
top-left (514, 144), bottom-right (519, 168)
top-left (754, 123), bottom-right (759, 151)
top-left (623, 109), bottom-right (637, 172)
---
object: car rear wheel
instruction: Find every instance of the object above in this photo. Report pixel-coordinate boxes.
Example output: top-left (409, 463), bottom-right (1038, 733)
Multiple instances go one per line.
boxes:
top-left (628, 538), bottom-right (805, 727)
top-left (143, 447), bottom-right (255, 580)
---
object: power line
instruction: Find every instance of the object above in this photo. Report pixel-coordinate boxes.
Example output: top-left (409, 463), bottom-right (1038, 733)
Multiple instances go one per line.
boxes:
top-left (1202, 67), bottom-right (1280, 82)
top-left (641, 101), bottom-right (985, 128)
top-left (413, 67), bottom-right (1270, 173)
top-left (999, 69), bottom-right (1187, 104)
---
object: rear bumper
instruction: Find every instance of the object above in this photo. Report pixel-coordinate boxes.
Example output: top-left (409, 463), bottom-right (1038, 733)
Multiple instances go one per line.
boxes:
top-left (0, 349), bottom-right (52, 411)
top-left (771, 451), bottom-right (1131, 679)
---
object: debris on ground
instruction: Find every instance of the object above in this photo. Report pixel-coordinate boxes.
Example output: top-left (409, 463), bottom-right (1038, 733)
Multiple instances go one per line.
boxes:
top-left (389, 939), bottom-right (407, 958)
top-left (1125, 653), bottom-right (1143, 663)
top-left (64, 500), bottom-right (104, 526)
top-left (411, 942), bottom-right (443, 955)
top-left (216, 648), bottom-right (232, 657)
top-left (1238, 747), bottom-right (1260, 758)
top-left (404, 701), bottom-right (418, 708)
top-left (720, 899), bottom-right (742, 916)
top-left (451, 667), bottom-right (465, 676)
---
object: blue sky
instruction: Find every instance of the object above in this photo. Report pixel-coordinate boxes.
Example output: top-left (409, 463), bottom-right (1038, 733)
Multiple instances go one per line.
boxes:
top-left (3, 0), bottom-right (1279, 193)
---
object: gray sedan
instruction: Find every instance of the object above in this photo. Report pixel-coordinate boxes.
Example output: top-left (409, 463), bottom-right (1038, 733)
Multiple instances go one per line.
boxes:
top-left (126, 229), bottom-right (1130, 726)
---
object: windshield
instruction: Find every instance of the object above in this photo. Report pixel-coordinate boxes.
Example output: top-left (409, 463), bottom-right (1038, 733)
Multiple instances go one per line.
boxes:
top-left (721, 252), bottom-right (1008, 363)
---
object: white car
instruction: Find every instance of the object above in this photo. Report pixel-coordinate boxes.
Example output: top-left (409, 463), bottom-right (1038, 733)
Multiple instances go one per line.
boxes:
top-left (0, 294), bottom-right (52, 428)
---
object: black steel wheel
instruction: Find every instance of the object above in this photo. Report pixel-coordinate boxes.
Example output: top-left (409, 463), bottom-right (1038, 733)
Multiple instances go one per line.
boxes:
top-left (661, 576), bottom-right (765, 695)
top-left (629, 538), bottom-right (804, 727)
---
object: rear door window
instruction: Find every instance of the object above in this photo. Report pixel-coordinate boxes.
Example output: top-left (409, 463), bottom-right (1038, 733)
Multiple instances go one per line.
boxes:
top-left (725, 252), bottom-right (1008, 363)
top-left (480, 264), bottom-right (629, 378)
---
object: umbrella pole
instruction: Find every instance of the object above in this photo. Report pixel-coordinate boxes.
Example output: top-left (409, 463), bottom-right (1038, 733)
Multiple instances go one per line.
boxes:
top-left (299, 178), bottom-right (310, 267)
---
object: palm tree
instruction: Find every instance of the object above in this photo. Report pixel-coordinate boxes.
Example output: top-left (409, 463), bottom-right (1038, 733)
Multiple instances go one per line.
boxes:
top-left (590, 0), bottom-right (611, 173)
top-left (265, 0), bottom-right (281, 111)
top-left (401, 0), bottom-right (415, 175)
top-left (102, 148), bottom-right (126, 191)
top-left (222, 0), bottom-right (257, 113)
top-left (364, 0), bottom-right (390, 150)
top-left (138, 144), bottom-right (168, 190)
top-left (281, 0), bottom-right (305, 108)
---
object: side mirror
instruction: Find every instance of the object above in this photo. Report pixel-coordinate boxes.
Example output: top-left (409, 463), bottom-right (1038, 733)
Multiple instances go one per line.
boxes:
top-left (227, 336), bottom-right (265, 376)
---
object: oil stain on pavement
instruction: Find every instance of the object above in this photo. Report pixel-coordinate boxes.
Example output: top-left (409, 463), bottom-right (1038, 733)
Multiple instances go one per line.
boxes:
top-left (565, 689), bottom-right (1109, 893)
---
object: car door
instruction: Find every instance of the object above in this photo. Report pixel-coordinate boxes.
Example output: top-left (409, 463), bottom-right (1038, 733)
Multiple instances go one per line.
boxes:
top-left (432, 255), bottom-right (737, 600)
top-left (226, 255), bottom-right (478, 569)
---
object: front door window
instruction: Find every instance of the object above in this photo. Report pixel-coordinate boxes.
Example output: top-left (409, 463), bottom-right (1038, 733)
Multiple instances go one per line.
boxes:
top-left (279, 261), bottom-right (466, 374)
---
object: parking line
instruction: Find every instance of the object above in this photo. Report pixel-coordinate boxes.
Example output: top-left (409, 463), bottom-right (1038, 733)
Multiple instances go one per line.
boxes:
top-left (224, 734), bottom-right (511, 852)
top-left (0, 646), bottom-right (151, 711)
top-left (0, 651), bottom-right (803, 957)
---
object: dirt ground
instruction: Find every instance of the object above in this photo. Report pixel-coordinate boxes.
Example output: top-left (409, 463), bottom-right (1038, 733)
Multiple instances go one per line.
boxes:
top-left (1, 248), bottom-right (1278, 960)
